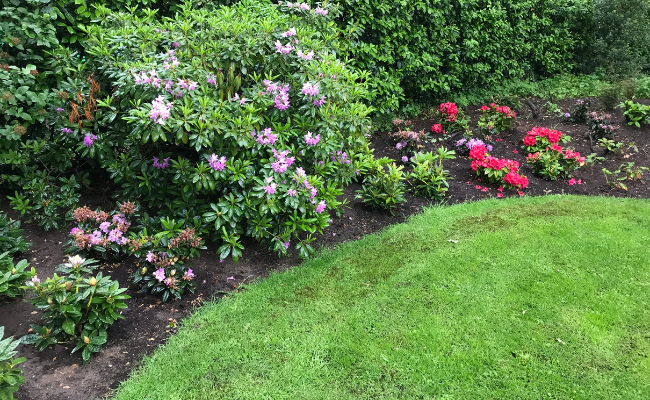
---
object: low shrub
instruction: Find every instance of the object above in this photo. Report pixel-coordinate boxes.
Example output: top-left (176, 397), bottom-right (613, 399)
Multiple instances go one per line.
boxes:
top-left (435, 102), bottom-right (469, 135)
top-left (355, 160), bottom-right (406, 214)
top-left (620, 100), bottom-right (650, 127)
top-left (523, 127), bottom-right (584, 180)
top-left (67, 202), bottom-right (204, 301)
top-left (0, 253), bottom-right (32, 299)
top-left (587, 111), bottom-right (619, 139)
top-left (454, 138), bottom-right (492, 157)
top-left (406, 149), bottom-right (455, 200)
top-left (0, 326), bottom-right (24, 400)
top-left (469, 145), bottom-right (528, 190)
top-left (21, 256), bottom-right (129, 363)
top-left (477, 103), bottom-right (517, 138)
top-left (0, 214), bottom-right (29, 257)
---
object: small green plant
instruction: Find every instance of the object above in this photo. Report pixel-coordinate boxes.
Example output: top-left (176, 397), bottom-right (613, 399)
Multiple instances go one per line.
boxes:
top-left (584, 153), bottom-right (605, 168)
top-left (356, 161), bottom-right (407, 214)
top-left (0, 214), bottom-right (30, 257)
top-left (602, 163), bottom-right (646, 191)
top-left (619, 100), bottom-right (650, 127)
top-left (619, 162), bottom-right (648, 181)
top-left (542, 101), bottom-right (563, 117)
top-left (598, 138), bottom-right (624, 155)
top-left (0, 253), bottom-right (32, 299)
top-left (0, 326), bottom-right (25, 400)
top-left (21, 256), bottom-right (129, 363)
top-left (406, 148), bottom-right (456, 200)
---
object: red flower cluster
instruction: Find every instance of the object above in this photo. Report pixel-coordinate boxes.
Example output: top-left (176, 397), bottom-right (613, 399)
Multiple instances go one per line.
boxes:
top-left (440, 102), bottom-right (458, 122)
top-left (525, 127), bottom-right (562, 146)
top-left (469, 144), bottom-right (529, 189)
top-left (431, 123), bottom-right (444, 134)
top-left (564, 149), bottom-right (585, 163)
top-left (480, 103), bottom-right (516, 118)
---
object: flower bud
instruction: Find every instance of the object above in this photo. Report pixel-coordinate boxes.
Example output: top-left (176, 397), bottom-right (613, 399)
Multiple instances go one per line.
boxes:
top-left (11, 268), bottom-right (16, 275)
top-left (89, 277), bottom-right (97, 286)
top-left (140, 267), bottom-right (147, 275)
top-left (84, 336), bottom-right (90, 344)
top-left (62, 296), bottom-right (67, 303)
top-left (65, 281), bottom-right (73, 291)
top-left (47, 298), bottom-right (53, 305)
top-left (45, 328), bottom-right (52, 337)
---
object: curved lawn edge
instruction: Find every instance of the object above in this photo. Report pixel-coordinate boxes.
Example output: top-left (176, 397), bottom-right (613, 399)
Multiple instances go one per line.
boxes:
top-left (112, 195), bottom-right (650, 399)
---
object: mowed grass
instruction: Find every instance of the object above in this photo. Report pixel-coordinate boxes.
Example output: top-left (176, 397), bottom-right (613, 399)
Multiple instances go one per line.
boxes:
top-left (113, 196), bottom-right (650, 399)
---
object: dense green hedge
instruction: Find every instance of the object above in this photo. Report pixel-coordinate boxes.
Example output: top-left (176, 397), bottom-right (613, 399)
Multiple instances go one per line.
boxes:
top-left (333, 0), bottom-right (593, 112)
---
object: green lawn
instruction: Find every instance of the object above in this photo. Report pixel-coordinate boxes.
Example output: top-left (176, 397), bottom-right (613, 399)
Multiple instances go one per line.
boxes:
top-left (113, 196), bottom-right (650, 399)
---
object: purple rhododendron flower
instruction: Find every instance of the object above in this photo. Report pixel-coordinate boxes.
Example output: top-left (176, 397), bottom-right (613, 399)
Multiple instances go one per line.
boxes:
top-left (153, 157), bottom-right (170, 169)
top-left (254, 128), bottom-right (278, 145)
top-left (56, 108), bottom-right (64, 112)
top-left (304, 131), bottom-right (320, 146)
top-left (83, 134), bottom-right (97, 147)
top-left (315, 200), bottom-right (326, 213)
top-left (108, 229), bottom-right (123, 243)
top-left (287, 188), bottom-right (297, 197)
top-left (402, 156), bottom-right (408, 162)
top-left (301, 82), bottom-right (319, 96)
top-left (282, 28), bottom-right (297, 38)
top-left (314, 7), bottom-right (328, 15)
top-left (297, 50), bottom-right (314, 60)
top-left (70, 227), bottom-right (84, 235)
top-left (184, 269), bottom-right (195, 278)
top-left (61, 127), bottom-right (73, 135)
top-left (208, 154), bottom-right (227, 171)
top-left (99, 221), bottom-right (111, 233)
top-left (263, 182), bottom-right (277, 195)
top-left (153, 268), bottom-right (165, 282)
top-left (146, 251), bottom-right (156, 263)
top-left (312, 95), bottom-right (326, 106)
top-left (275, 41), bottom-right (293, 54)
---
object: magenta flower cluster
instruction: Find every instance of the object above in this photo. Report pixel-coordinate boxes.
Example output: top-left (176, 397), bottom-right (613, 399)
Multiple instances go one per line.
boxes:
top-left (271, 148), bottom-right (295, 173)
top-left (263, 80), bottom-right (291, 111)
top-left (208, 154), bottom-right (227, 171)
top-left (301, 82), bottom-right (319, 96)
top-left (304, 131), bottom-right (320, 146)
top-left (84, 133), bottom-right (97, 147)
top-left (252, 127), bottom-right (279, 145)
top-left (331, 151), bottom-right (351, 165)
top-left (153, 157), bottom-right (170, 169)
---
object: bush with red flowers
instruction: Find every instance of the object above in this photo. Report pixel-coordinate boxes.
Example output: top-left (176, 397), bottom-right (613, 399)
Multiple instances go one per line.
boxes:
top-left (523, 127), bottom-right (585, 180)
top-left (433, 102), bottom-right (469, 134)
top-left (477, 103), bottom-right (516, 138)
top-left (469, 145), bottom-right (528, 189)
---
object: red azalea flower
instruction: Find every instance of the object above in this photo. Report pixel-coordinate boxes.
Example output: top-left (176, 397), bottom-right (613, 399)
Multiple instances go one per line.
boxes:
top-left (577, 179), bottom-right (582, 184)
top-left (497, 186), bottom-right (503, 192)
top-left (481, 187), bottom-right (489, 192)
top-left (518, 191), bottom-right (525, 196)
top-left (475, 185), bottom-right (482, 190)
top-left (497, 193), bottom-right (503, 198)
top-left (513, 149), bottom-right (518, 154)
top-left (431, 124), bottom-right (443, 134)
top-left (568, 178), bottom-right (577, 186)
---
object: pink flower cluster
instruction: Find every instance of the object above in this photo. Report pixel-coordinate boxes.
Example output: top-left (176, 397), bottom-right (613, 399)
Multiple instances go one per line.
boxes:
top-left (284, 2), bottom-right (311, 10)
top-left (149, 96), bottom-right (172, 125)
top-left (469, 145), bottom-right (529, 189)
top-left (301, 82), bottom-right (319, 96)
top-left (331, 151), bottom-right (351, 165)
top-left (208, 154), bottom-right (227, 171)
top-left (314, 7), bottom-right (328, 15)
top-left (263, 80), bottom-right (290, 111)
top-left (282, 28), bottom-right (297, 37)
top-left (163, 50), bottom-right (180, 70)
top-left (297, 50), bottom-right (314, 60)
top-left (431, 124), bottom-right (444, 134)
top-left (304, 131), bottom-right (320, 146)
top-left (481, 103), bottom-right (516, 118)
top-left (253, 127), bottom-right (278, 145)
top-left (271, 149), bottom-right (295, 174)
top-left (440, 102), bottom-right (458, 122)
top-left (84, 133), bottom-right (97, 147)
top-left (262, 177), bottom-right (277, 195)
top-left (523, 126), bottom-right (562, 147)
top-left (275, 40), bottom-right (294, 54)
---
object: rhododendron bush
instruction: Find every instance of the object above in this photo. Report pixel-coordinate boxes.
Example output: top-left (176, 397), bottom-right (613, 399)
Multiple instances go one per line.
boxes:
top-left (477, 103), bottom-right (517, 137)
top-left (83, 0), bottom-right (372, 260)
top-left (469, 145), bottom-right (529, 189)
top-left (524, 127), bottom-right (585, 180)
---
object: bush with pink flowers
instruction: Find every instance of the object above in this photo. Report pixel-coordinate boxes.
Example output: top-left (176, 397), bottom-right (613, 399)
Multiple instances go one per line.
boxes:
top-left (523, 127), bottom-right (585, 180)
top-left (477, 103), bottom-right (517, 138)
top-left (469, 145), bottom-right (528, 190)
top-left (83, 0), bottom-right (372, 260)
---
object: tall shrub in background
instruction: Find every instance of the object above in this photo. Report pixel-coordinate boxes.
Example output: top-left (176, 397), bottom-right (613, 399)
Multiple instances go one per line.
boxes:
top-left (83, 0), bottom-right (372, 259)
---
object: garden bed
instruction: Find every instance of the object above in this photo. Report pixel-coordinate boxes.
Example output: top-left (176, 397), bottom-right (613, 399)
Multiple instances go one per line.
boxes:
top-left (3, 97), bottom-right (650, 400)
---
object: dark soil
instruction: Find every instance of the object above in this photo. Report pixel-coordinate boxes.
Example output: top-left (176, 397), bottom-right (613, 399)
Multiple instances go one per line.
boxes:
top-left (3, 97), bottom-right (649, 400)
